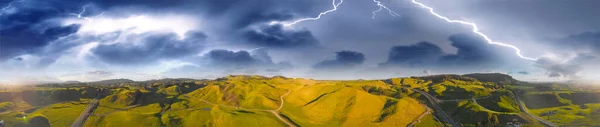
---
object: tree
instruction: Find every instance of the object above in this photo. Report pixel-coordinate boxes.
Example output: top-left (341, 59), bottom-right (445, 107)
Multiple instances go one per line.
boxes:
top-left (27, 116), bottom-right (50, 127)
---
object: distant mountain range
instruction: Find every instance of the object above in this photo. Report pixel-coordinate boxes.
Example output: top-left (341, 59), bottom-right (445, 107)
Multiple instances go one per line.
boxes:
top-left (55, 73), bottom-right (526, 87)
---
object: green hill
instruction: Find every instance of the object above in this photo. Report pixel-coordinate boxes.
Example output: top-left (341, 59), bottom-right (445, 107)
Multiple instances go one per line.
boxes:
top-left (1, 73), bottom-right (572, 127)
top-left (82, 76), bottom-right (430, 127)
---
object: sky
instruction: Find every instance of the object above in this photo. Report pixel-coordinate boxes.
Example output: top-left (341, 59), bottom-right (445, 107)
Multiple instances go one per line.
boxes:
top-left (0, 0), bottom-right (599, 83)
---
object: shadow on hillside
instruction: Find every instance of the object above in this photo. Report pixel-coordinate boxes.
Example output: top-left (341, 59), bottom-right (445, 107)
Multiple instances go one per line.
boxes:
top-left (521, 94), bottom-right (568, 109)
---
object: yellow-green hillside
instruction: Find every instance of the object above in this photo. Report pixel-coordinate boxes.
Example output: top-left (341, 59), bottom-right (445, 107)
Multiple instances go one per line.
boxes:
top-left (2, 73), bottom-right (554, 127)
top-left (84, 76), bottom-right (431, 127)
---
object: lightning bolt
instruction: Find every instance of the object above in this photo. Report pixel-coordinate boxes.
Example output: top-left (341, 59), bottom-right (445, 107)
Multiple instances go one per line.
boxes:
top-left (284, 0), bottom-right (400, 27)
top-left (372, 0), bottom-right (400, 19)
top-left (282, 0), bottom-right (538, 61)
top-left (70, 4), bottom-right (104, 22)
top-left (410, 0), bottom-right (538, 61)
top-left (283, 0), bottom-right (344, 27)
top-left (1, 0), bottom-right (25, 11)
top-left (248, 47), bottom-right (268, 52)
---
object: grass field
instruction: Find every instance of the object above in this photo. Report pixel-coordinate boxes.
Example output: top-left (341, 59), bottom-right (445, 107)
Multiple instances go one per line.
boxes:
top-left (414, 114), bottom-right (442, 127)
top-left (0, 102), bottom-right (14, 112)
top-left (279, 79), bottom-right (426, 127)
top-left (28, 101), bottom-right (88, 127)
top-left (530, 103), bottom-right (600, 126)
top-left (0, 100), bottom-right (88, 127)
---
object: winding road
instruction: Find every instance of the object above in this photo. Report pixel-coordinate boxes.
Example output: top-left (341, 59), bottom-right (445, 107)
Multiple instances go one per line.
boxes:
top-left (511, 92), bottom-right (558, 127)
top-left (411, 87), bottom-right (560, 127)
top-left (409, 88), bottom-right (462, 127)
top-left (71, 89), bottom-right (102, 127)
top-left (269, 90), bottom-right (296, 127)
top-left (438, 95), bottom-right (493, 102)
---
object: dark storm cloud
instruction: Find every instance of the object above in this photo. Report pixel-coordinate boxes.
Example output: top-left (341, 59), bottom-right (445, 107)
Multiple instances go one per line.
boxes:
top-left (229, 4), bottom-right (321, 49)
top-left (0, 24), bottom-right (80, 60)
top-left (380, 42), bottom-right (443, 67)
top-left (91, 32), bottom-right (206, 65)
top-left (166, 49), bottom-right (292, 77)
top-left (197, 0), bottom-right (313, 22)
top-left (91, 0), bottom-right (186, 9)
top-left (381, 34), bottom-right (504, 69)
top-left (0, 6), bottom-right (79, 61)
top-left (205, 49), bottom-right (256, 67)
top-left (535, 54), bottom-right (594, 78)
top-left (0, 0), bottom-right (193, 62)
top-left (249, 48), bottom-right (293, 70)
top-left (43, 24), bottom-right (80, 38)
top-left (203, 49), bottom-right (291, 69)
top-left (439, 34), bottom-right (501, 68)
top-left (242, 24), bottom-right (320, 48)
top-left (313, 51), bottom-right (365, 69)
top-left (547, 72), bottom-right (561, 78)
top-left (151, 0), bottom-right (320, 49)
top-left (558, 31), bottom-right (600, 54)
top-left (184, 0), bottom-right (320, 48)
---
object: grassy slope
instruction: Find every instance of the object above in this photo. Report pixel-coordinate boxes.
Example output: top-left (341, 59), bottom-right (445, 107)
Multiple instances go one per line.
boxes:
top-left (406, 75), bottom-right (544, 127)
top-left (477, 91), bottom-right (520, 113)
top-left (428, 79), bottom-right (492, 100)
top-left (281, 80), bottom-right (426, 127)
top-left (530, 103), bottom-right (600, 126)
top-left (439, 100), bottom-right (539, 127)
top-left (154, 77), bottom-right (426, 127)
top-left (414, 114), bottom-right (442, 127)
top-left (0, 102), bottom-right (14, 112)
top-left (83, 75), bottom-right (542, 127)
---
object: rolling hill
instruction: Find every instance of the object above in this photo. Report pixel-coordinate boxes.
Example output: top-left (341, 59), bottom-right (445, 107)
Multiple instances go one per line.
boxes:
top-left (1, 73), bottom-right (583, 127)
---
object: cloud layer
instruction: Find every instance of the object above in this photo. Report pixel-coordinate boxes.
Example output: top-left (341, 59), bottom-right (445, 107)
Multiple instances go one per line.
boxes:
top-left (1, 0), bottom-right (599, 82)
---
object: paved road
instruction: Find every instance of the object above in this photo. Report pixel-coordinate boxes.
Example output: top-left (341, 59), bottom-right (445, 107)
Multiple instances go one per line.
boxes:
top-left (511, 92), bottom-right (558, 127)
top-left (71, 89), bottom-right (102, 127)
top-left (410, 88), bottom-right (462, 127)
top-left (409, 86), bottom-right (558, 127)
top-left (438, 95), bottom-right (493, 102)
